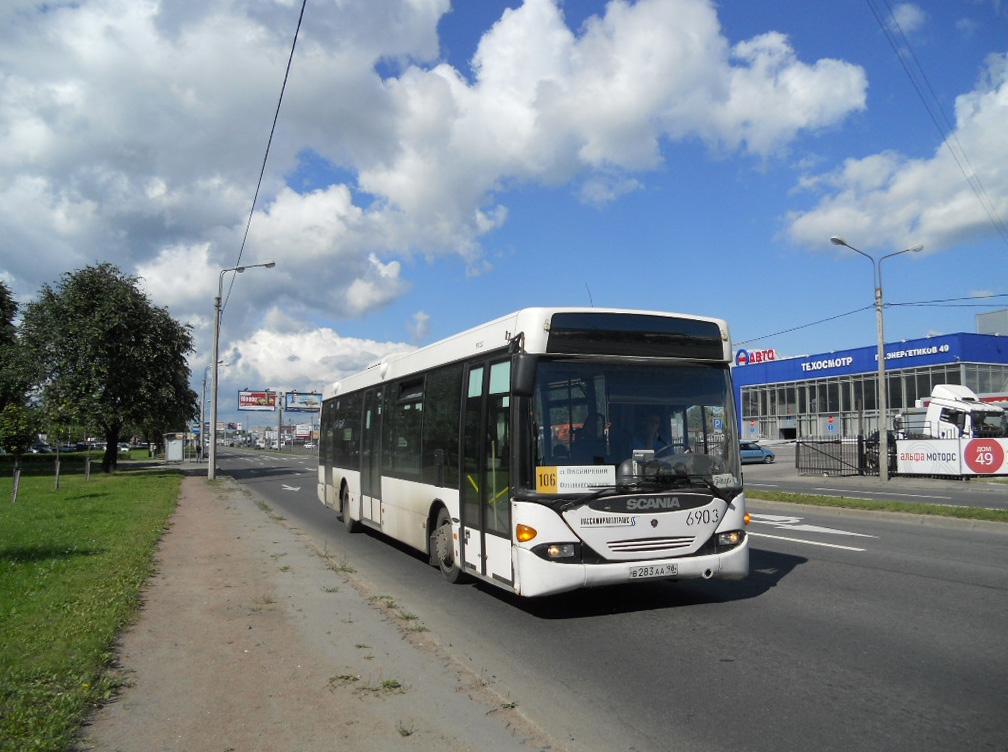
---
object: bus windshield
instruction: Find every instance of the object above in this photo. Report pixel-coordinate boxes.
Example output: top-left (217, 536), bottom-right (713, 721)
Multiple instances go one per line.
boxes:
top-left (531, 359), bottom-right (741, 492)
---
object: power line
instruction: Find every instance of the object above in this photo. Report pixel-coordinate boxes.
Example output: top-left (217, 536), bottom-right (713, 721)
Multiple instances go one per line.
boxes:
top-left (221, 0), bottom-right (308, 316)
top-left (890, 292), bottom-right (1008, 308)
top-left (865, 0), bottom-right (1008, 246)
top-left (734, 305), bottom-right (873, 347)
top-left (736, 294), bottom-right (1007, 346)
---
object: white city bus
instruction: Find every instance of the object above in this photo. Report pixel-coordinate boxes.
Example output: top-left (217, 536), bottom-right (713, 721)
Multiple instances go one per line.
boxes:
top-left (318, 308), bottom-right (749, 597)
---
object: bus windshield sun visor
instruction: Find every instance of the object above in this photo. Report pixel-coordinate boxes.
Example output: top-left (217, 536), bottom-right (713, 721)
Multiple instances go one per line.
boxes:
top-left (546, 312), bottom-right (724, 359)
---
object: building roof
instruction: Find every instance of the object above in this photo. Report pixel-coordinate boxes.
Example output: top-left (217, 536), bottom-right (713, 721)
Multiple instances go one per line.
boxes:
top-left (732, 332), bottom-right (1008, 387)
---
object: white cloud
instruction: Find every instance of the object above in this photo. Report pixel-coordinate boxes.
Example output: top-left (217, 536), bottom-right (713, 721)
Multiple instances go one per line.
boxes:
top-left (0, 0), bottom-right (872, 395)
top-left (717, 33), bottom-right (867, 156)
top-left (223, 324), bottom-right (415, 395)
top-left (136, 242), bottom-right (215, 310)
top-left (345, 254), bottom-right (408, 315)
top-left (786, 52), bottom-right (1008, 252)
top-left (890, 4), bottom-right (927, 36)
top-left (407, 310), bottom-right (431, 341)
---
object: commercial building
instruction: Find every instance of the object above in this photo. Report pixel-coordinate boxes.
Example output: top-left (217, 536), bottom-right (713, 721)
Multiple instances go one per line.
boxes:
top-left (732, 329), bottom-right (1008, 441)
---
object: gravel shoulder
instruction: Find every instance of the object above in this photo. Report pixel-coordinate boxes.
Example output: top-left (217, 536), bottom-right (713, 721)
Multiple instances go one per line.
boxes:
top-left (76, 470), bottom-right (558, 752)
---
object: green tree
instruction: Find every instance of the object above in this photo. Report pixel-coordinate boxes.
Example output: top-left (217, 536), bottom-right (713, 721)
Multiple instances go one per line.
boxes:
top-left (0, 280), bottom-right (28, 410)
top-left (19, 263), bottom-right (198, 472)
top-left (0, 403), bottom-right (36, 456)
top-left (0, 403), bottom-right (38, 502)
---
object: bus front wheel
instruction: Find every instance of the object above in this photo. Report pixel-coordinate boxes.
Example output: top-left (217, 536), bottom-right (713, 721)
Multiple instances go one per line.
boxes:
top-left (431, 507), bottom-right (466, 584)
top-left (341, 485), bottom-right (361, 533)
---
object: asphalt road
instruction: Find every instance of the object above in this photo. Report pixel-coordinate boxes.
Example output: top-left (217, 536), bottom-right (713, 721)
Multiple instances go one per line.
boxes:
top-left (216, 449), bottom-right (1008, 752)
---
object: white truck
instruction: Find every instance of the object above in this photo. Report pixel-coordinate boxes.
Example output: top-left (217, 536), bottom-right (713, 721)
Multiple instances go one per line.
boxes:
top-left (896, 384), bottom-right (1007, 439)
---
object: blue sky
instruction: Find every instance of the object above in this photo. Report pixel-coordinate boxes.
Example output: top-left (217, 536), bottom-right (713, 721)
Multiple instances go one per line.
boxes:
top-left (1, 0), bottom-right (1006, 426)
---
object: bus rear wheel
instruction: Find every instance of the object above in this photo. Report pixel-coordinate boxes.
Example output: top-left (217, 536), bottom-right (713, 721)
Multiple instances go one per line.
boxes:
top-left (431, 507), bottom-right (466, 584)
top-left (341, 485), bottom-right (361, 533)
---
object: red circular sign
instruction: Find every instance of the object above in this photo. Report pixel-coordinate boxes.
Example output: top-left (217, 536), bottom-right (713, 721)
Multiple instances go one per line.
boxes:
top-left (964, 439), bottom-right (1005, 474)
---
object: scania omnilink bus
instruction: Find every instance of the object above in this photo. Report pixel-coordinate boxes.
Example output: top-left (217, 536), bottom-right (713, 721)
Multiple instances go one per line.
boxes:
top-left (318, 308), bottom-right (749, 597)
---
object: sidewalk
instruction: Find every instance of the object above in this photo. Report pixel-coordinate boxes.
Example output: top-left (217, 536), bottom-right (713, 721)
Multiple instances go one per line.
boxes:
top-left (76, 469), bottom-right (554, 752)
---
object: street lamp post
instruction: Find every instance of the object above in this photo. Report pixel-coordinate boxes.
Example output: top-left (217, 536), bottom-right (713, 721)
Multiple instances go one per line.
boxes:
top-left (209, 261), bottom-right (276, 480)
top-left (830, 237), bottom-right (922, 481)
top-left (200, 364), bottom-right (211, 462)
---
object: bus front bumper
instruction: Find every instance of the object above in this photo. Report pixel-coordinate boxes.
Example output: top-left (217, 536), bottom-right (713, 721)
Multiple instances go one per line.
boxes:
top-left (513, 537), bottom-right (749, 598)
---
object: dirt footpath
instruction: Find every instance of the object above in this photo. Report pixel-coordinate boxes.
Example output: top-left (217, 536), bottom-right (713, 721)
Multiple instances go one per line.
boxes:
top-left (76, 471), bottom-right (557, 752)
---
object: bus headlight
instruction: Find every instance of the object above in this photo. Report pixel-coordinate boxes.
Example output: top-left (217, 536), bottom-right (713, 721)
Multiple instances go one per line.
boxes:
top-left (531, 541), bottom-right (581, 561)
top-left (717, 531), bottom-right (744, 547)
top-left (546, 543), bottom-right (576, 559)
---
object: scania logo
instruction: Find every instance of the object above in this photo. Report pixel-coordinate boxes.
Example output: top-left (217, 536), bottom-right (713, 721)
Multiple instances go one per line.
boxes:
top-left (626, 497), bottom-right (681, 511)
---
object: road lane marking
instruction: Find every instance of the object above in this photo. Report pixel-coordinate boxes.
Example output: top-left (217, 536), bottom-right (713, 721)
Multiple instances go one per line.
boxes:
top-left (811, 487), bottom-right (952, 501)
top-left (748, 512), bottom-right (876, 538)
top-left (747, 482), bottom-right (952, 503)
top-left (749, 532), bottom-right (866, 552)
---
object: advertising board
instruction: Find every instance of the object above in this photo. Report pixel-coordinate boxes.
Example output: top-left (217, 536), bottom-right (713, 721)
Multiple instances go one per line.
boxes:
top-left (285, 392), bottom-right (322, 411)
top-left (238, 390), bottom-right (277, 412)
top-left (896, 438), bottom-right (1008, 476)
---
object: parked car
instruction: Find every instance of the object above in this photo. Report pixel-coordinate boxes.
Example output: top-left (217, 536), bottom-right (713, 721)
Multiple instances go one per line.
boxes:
top-left (740, 441), bottom-right (775, 464)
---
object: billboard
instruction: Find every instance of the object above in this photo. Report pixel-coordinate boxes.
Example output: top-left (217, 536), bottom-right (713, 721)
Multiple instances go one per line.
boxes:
top-left (896, 438), bottom-right (1008, 476)
top-left (285, 392), bottom-right (322, 411)
top-left (238, 390), bottom-right (277, 412)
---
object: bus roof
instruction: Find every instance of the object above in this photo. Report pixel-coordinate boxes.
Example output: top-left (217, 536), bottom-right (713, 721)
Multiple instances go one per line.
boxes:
top-left (322, 307), bottom-right (731, 400)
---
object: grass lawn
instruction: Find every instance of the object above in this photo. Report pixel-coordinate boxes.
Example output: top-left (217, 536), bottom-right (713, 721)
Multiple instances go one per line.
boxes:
top-left (747, 488), bottom-right (1008, 523)
top-left (0, 460), bottom-right (180, 752)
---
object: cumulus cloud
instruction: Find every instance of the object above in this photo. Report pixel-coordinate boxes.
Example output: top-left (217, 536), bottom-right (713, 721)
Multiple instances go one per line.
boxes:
top-left (786, 52), bottom-right (1008, 252)
top-left (0, 0), bottom-right (871, 399)
top-left (223, 323), bottom-right (415, 394)
top-left (890, 4), bottom-right (927, 36)
top-left (407, 310), bottom-right (431, 341)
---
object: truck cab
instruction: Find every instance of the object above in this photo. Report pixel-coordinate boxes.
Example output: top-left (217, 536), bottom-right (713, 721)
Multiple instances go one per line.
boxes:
top-left (897, 384), bottom-right (1007, 439)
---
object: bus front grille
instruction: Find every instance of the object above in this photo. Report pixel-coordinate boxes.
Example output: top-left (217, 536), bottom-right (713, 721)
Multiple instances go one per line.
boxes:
top-left (607, 536), bottom-right (695, 554)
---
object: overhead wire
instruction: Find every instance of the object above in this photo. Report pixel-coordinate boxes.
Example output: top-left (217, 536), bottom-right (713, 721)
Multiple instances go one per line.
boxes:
top-left (736, 293), bottom-right (1008, 347)
top-left (734, 306), bottom-right (874, 347)
top-left (865, 0), bottom-right (1008, 246)
top-left (890, 292), bottom-right (1008, 308)
top-left (221, 0), bottom-right (308, 317)
top-left (741, 4), bottom-right (1008, 351)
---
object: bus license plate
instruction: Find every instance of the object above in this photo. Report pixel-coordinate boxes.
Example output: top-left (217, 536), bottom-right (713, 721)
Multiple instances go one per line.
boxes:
top-left (629, 563), bottom-right (678, 579)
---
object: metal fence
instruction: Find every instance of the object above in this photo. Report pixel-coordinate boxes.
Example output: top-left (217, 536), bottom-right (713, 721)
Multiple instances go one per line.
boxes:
top-left (795, 436), bottom-right (889, 477)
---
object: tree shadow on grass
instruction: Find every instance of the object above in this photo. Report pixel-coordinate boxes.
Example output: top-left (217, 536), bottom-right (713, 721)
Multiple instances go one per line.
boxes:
top-left (0, 544), bottom-right (104, 565)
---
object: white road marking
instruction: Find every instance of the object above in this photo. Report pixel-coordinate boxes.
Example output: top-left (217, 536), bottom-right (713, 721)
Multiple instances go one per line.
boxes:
top-left (748, 532), bottom-right (866, 552)
top-left (748, 512), bottom-right (876, 538)
top-left (811, 487), bottom-right (952, 501)
top-left (281, 484), bottom-right (301, 492)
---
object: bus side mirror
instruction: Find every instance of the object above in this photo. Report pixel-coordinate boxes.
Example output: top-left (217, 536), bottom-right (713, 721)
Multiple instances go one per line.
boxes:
top-left (512, 353), bottom-right (537, 397)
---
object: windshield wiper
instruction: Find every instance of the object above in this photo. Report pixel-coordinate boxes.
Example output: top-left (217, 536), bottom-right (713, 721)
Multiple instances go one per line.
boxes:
top-left (638, 463), bottom-right (735, 503)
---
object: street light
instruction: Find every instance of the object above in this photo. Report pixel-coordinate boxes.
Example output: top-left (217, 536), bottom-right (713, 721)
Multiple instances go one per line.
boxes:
top-left (209, 261), bottom-right (276, 480)
top-left (200, 364), bottom-right (212, 462)
top-left (830, 236), bottom-right (922, 481)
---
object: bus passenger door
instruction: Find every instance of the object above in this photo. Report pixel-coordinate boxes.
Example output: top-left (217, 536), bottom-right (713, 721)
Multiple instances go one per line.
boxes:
top-left (461, 359), bottom-right (513, 586)
top-left (360, 387), bottom-right (382, 525)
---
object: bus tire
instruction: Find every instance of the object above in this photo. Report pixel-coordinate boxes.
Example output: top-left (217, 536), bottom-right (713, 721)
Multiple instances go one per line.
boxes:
top-left (341, 484), bottom-right (361, 533)
top-left (431, 506), bottom-right (466, 584)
